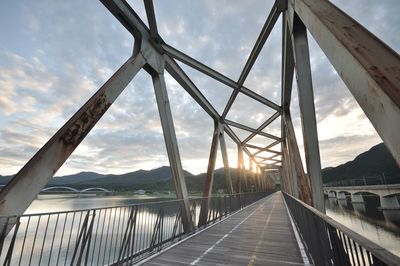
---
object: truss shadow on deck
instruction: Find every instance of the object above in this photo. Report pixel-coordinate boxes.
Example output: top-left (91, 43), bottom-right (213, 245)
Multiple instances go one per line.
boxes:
top-left (141, 192), bottom-right (305, 266)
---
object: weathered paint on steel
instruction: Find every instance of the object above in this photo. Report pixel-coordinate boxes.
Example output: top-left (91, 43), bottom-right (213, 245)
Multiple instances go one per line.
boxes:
top-left (292, 0), bottom-right (400, 166)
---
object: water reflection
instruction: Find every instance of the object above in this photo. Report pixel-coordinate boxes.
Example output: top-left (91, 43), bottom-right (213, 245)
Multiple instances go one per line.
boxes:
top-left (26, 194), bottom-right (175, 214)
top-left (2, 194), bottom-right (225, 265)
top-left (326, 198), bottom-right (400, 257)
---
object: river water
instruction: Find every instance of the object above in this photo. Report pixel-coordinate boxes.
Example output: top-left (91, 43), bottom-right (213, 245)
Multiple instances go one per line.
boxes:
top-left (10, 194), bottom-right (399, 263)
top-left (326, 198), bottom-right (400, 257)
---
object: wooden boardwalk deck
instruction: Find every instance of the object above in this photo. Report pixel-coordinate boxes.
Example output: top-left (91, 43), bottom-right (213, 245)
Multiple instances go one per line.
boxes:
top-left (142, 192), bottom-right (306, 266)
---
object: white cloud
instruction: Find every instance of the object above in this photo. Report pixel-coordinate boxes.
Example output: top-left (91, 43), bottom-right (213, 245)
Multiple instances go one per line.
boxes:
top-left (0, 0), bottom-right (398, 179)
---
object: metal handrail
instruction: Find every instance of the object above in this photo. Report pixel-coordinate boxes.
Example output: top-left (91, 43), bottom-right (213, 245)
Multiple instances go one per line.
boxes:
top-left (283, 192), bottom-right (400, 266)
top-left (0, 192), bottom-right (272, 265)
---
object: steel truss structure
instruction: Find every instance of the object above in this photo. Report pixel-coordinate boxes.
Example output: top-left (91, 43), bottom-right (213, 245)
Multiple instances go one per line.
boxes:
top-left (0, 0), bottom-right (399, 233)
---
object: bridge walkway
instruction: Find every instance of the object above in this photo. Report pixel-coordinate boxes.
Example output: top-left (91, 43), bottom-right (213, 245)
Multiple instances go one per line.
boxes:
top-left (142, 192), bottom-right (306, 266)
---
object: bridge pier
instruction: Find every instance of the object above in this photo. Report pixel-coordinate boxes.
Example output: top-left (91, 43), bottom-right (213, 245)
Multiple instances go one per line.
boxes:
top-left (381, 195), bottom-right (400, 224)
top-left (336, 191), bottom-right (352, 209)
top-left (351, 193), bottom-right (381, 216)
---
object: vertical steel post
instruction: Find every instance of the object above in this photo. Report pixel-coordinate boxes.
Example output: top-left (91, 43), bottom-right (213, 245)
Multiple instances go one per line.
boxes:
top-left (249, 158), bottom-right (254, 192)
top-left (284, 111), bottom-right (313, 205)
top-left (198, 120), bottom-right (220, 227)
top-left (219, 129), bottom-right (234, 195)
top-left (151, 67), bottom-right (194, 232)
top-left (291, 15), bottom-right (325, 212)
top-left (282, 143), bottom-right (293, 195)
top-left (287, 143), bottom-right (299, 198)
top-left (236, 144), bottom-right (243, 193)
top-left (242, 154), bottom-right (249, 192)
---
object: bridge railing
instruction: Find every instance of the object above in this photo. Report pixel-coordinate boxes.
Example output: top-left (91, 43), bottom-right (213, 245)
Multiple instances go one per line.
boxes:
top-left (283, 192), bottom-right (400, 266)
top-left (0, 192), bottom-right (271, 265)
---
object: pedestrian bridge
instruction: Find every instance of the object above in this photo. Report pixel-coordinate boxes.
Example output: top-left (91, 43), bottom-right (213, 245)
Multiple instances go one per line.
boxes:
top-left (0, 0), bottom-right (399, 265)
top-left (41, 186), bottom-right (112, 194)
top-left (1, 192), bottom-right (399, 265)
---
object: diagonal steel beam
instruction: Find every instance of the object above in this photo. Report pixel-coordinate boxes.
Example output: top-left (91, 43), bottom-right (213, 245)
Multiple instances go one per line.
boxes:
top-left (164, 56), bottom-right (219, 120)
top-left (223, 124), bottom-right (241, 144)
top-left (290, 0), bottom-right (400, 165)
top-left (0, 53), bottom-right (146, 220)
top-left (245, 143), bottom-right (282, 155)
top-left (151, 67), bottom-right (194, 232)
top-left (281, 11), bottom-right (295, 110)
top-left (237, 1), bottom-right (281, 86)
top-left (143, 0), bottom-right (158, 39)
top-left (290, 12), bottom-right (324, 212)
top-left (284, 110), bottom-right (312, 205)
top-left (162, 44), bottom-right (237, 89)
top-left (198, 121), bottom-right (220, 227)
top-left (256, 156), bottom-right (281, 163)
top-left (163, 44), bottom-right (281, 112)
top-left (101, 0), bottom-right (148, 43)
top-left (240, 87), bottom-right (281, 111)
top-left (221, 1), bottom-right (281, 119)
top-left (253, 140), bottom-right (281, 156)
top-left (219, 129), bottom-right (234, 195)
top-left (225, 119), bottom-right (281, 142)
top-left (243, 111), bottom-right (281, 144)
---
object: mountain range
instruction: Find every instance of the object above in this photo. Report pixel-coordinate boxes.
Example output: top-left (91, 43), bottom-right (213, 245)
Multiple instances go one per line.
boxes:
top-left (322, 143), bottom-right (400, 184)
top-left (0, 165), bottom-right (237, 193)
top-left (1, 143), bottom-right (399, 191)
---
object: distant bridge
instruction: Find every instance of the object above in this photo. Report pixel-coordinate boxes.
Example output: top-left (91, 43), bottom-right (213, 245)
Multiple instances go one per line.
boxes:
top-left (324, 184), bottom-right (400, 198)
top-left (0, 185), bottom-right (112, 194)
top-left (41, 186), bottom-right (112, 194)
top-left (324, 184), bottom-right (400, 223)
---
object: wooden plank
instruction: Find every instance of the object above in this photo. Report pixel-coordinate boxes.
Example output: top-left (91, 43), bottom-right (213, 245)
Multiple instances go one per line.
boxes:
top-left (145, 192), bottom-right (303, 265)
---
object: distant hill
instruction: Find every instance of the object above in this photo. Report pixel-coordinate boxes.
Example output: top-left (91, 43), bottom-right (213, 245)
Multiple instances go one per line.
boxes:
top-left (48, 166), bottom-right (194, 191)
top-left (0, 166), bottom-right (247, 193)
top-left (0, 175), bottom-right (13, 186)
top-left (322, 143), bottom-right (400, 184)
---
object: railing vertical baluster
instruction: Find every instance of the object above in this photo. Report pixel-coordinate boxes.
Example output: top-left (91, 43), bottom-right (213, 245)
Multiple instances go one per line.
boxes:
top-left (96, 208), bottom-right (107, 266)
top-left (28, 216), bottom-right (41, 265)
top-left (90, 208), bottom-right (102, 266)
top-left (366, 250), bottom-right (373, 265)
top-left (18, 216), bottom-right (30, 266)
top-left (65, 212), bottom-right (82, 266)
top-left (101, 208), bottom-right (112, 266)
top-left (345, 235), bottom-right (356, 266)
top-left (4, 217), bottom-right (20, 266)
top-left (38, 214), bottom-right (50, 265)
top-left (352, 239), bottom-right (361, 266)
top-left (0, 217), bottom-right (10, 259)
top-left (114, 207), bottom-right (126, 262)
top-left (47, 213), bottom-right (60, 265)
top-left (112, 207), bottom-right (122, 262)
top-left (56, 213), bottom-right (69, 265)
top-left (358, 244), bottom-right (366, 266)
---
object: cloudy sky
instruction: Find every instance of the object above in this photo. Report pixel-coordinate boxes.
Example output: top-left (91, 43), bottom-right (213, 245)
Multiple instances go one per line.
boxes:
top-left (0, 0), bottom-right (399, 177)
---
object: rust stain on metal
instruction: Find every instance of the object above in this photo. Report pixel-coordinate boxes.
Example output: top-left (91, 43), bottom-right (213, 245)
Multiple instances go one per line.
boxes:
top-left (62, 92), bottom-right (111, 147)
